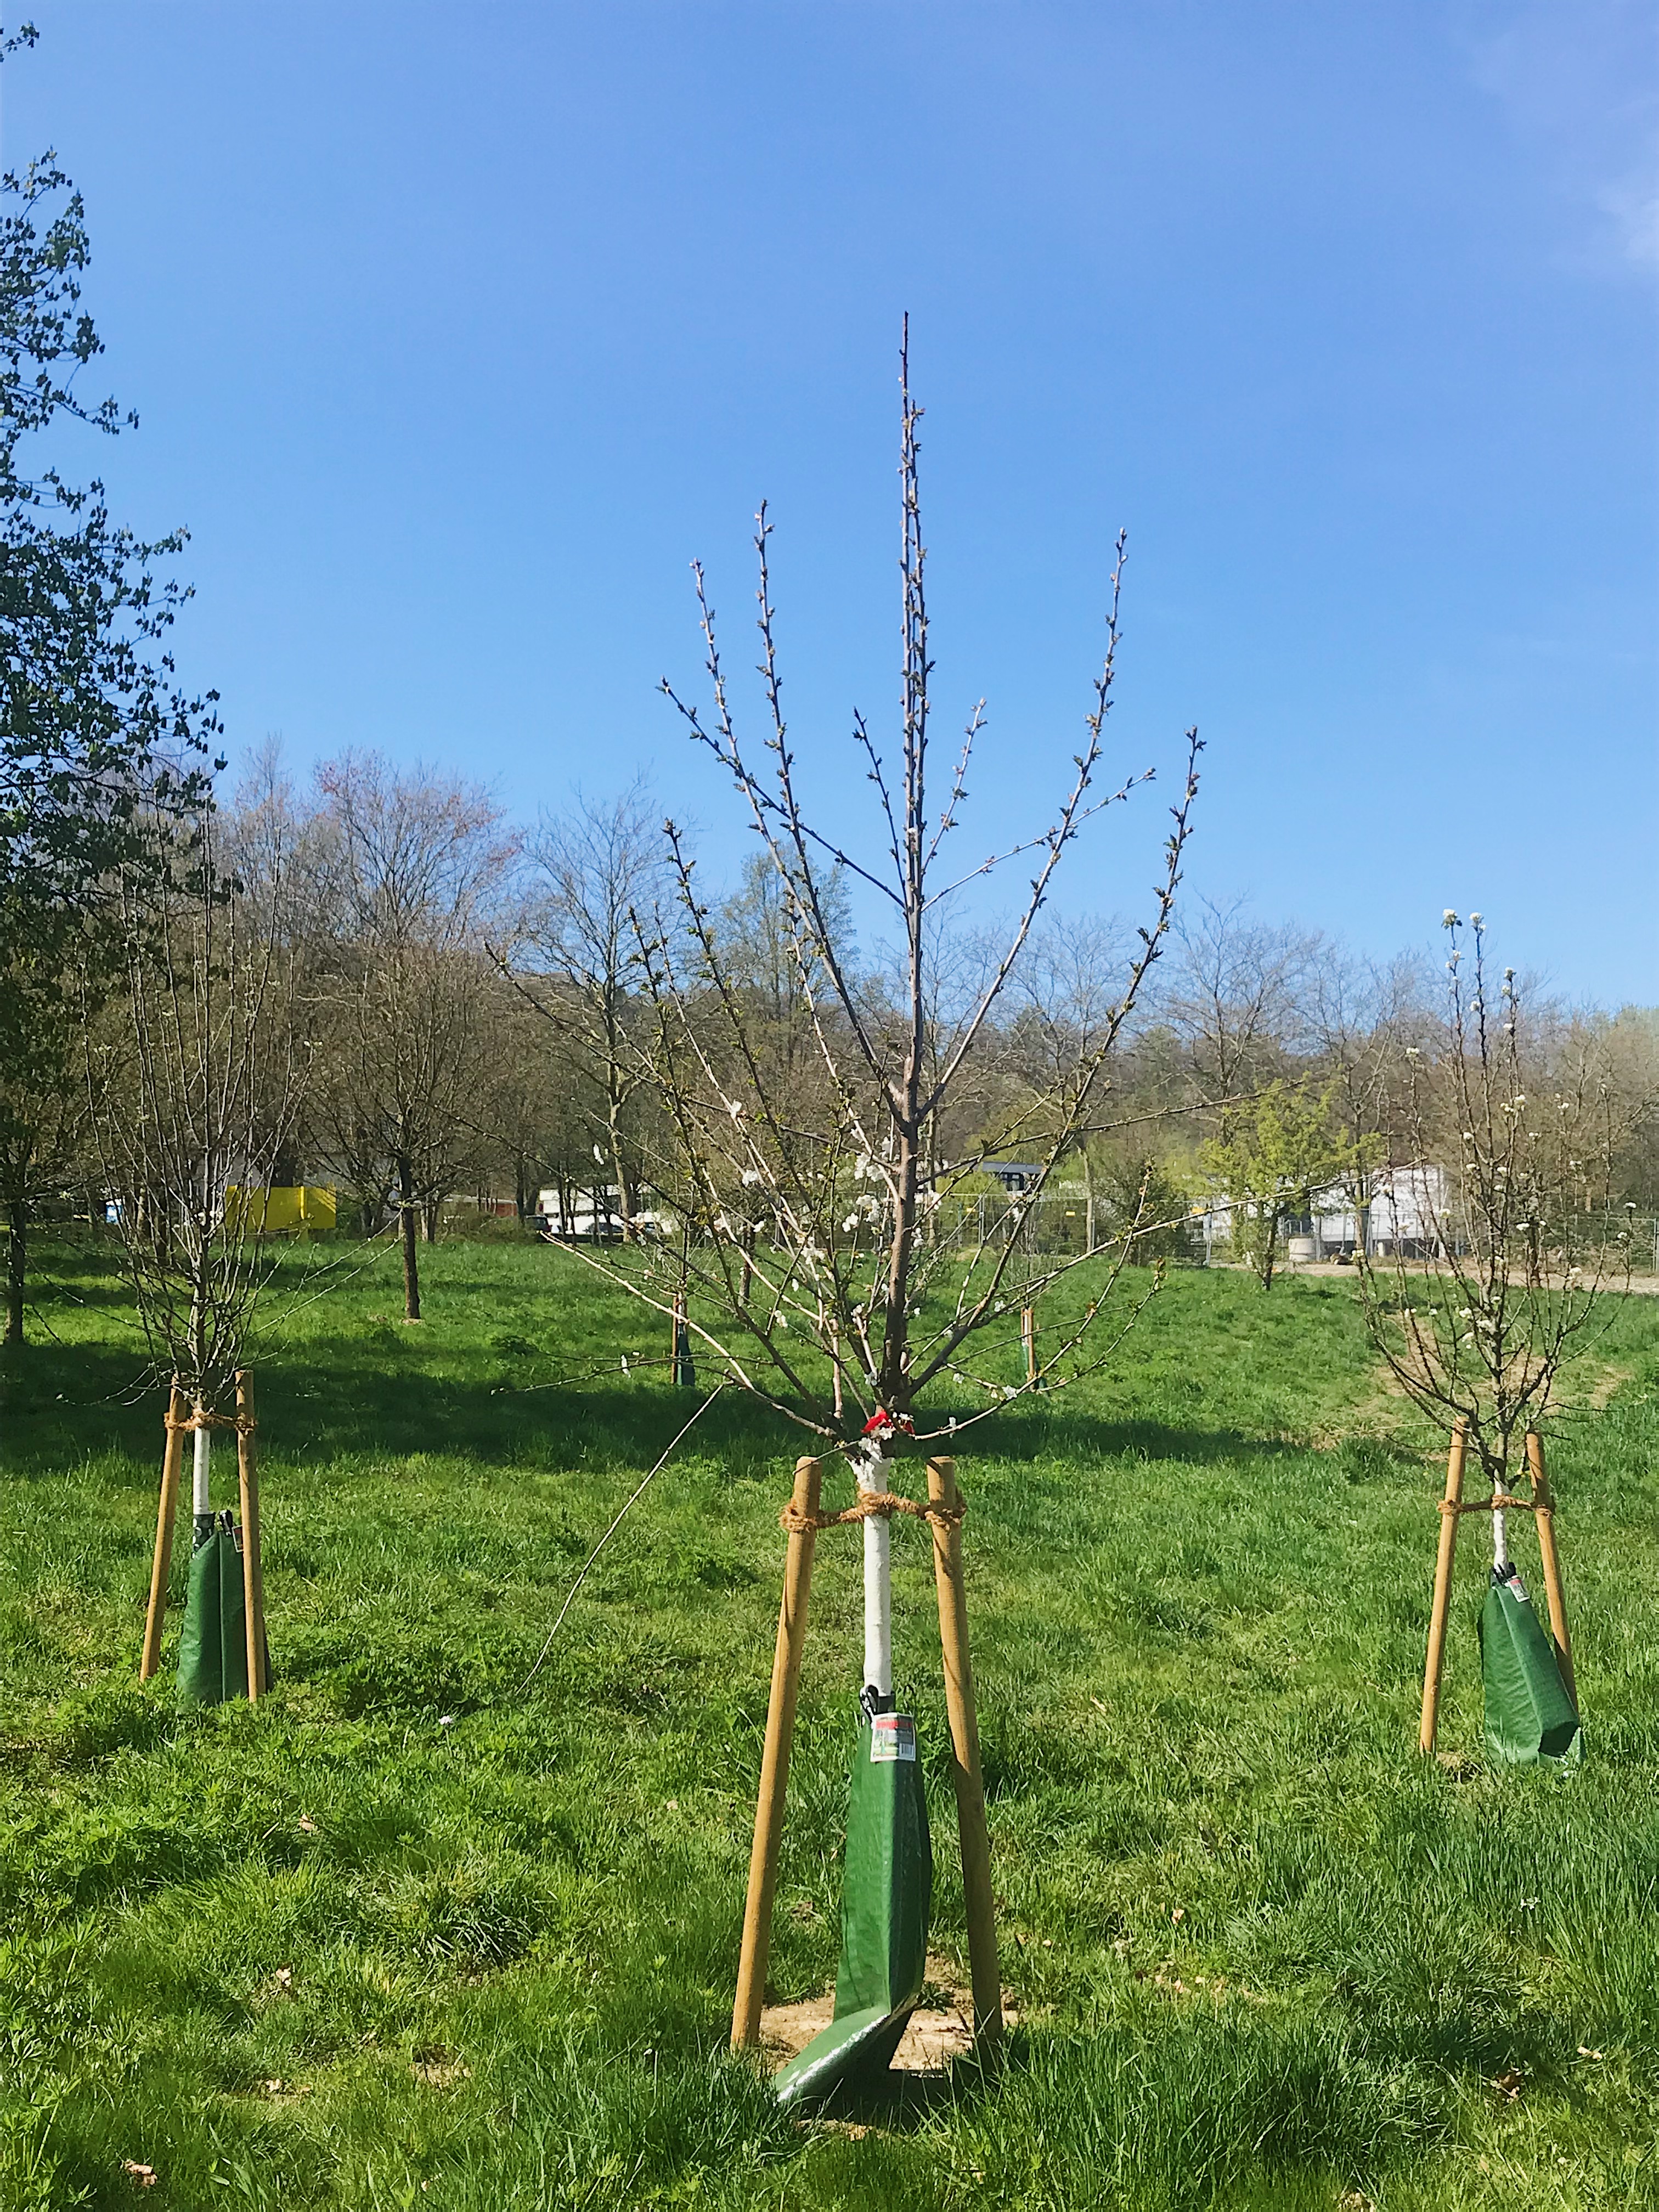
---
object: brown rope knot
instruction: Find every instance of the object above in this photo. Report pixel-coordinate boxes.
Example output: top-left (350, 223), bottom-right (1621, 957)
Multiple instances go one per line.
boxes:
top-left (780, 1489), bottom-right (966, 1535)
top-left (1440, 1491), bottom-right (1542, 1516)
top-left (165, 1409), bottom-right (257, 1436)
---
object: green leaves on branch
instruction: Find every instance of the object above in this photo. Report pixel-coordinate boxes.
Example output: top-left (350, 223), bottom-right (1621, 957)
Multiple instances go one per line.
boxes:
top-left (0, 76), bottom-right (222, 1345)
top-left (0, 132), bottom-right (220, 931)
top-left (1200, 1079), bottom-right (1376, 1290)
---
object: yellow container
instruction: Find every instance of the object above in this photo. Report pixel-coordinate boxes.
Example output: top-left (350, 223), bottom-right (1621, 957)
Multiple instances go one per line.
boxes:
top-left (225, 1186), bottom-right (337, 1237)
top-left (297, 1186), bottom-right (336, 1231)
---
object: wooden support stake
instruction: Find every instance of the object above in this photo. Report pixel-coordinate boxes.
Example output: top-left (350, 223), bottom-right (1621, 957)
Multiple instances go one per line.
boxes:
top-left (1525, 1430), bottom-right (1575, 1705)
top-left (927, 1454), bottom-right (1003, 2055)
top-left (1419, 1418), bottom-right (1467, 1754)
top-left (236, 1369), bottom-right (267, 1701)
top-left (1022, 1306), bottom-right (1037, 1387)
top-left (140, 1380), bottom-right (188, 1681)
top-left (732, 1454), bottom-right (821, 2050)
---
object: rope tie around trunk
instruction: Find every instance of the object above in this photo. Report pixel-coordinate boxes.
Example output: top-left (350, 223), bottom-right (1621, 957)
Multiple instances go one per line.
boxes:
top-left (780, 1490), bottom-right (966, 1534)
top-left (1439, 1493), bottom-right (1541, 1515)
top-left (165, 1409), bottom-right (257, 1436)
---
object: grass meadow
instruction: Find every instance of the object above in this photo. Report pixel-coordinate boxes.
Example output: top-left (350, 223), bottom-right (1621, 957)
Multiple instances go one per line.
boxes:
top-left (2, 1237), bottom-right (1656, 2211)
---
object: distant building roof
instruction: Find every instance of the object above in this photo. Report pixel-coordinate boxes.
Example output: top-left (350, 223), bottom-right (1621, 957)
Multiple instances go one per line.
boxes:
top-left (983, 1162), bottom-right (1042, 1192)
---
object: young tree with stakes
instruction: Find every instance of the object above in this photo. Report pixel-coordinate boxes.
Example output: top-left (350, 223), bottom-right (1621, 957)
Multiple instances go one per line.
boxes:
top-left (692, 342), bottom-right (1202, 2095)
top-left (91, 800), bottom-right (303, 1703)
top-left (1356, 911), bottom-right (1628, 1508)
top-left (520, 336), bottom-right (1200, 2095)
top-left (1369, 913), bottom-right (1628, 1767)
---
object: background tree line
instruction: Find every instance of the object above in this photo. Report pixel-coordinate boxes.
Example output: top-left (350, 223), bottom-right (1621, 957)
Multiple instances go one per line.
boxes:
top-left (2, 112), bottom-right (1654, 1346)
top-left (7, 731), bottom-right (1657, 1340)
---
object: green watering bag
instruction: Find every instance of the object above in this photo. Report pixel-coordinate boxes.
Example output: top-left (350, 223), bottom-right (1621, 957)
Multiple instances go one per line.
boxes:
top-left (1479, 1566), bottom-right (1581, 1767)
top-left (176, 1514), bottom-right (268, 1709)
top-left (774, 1708), bottom-right (932, 2107)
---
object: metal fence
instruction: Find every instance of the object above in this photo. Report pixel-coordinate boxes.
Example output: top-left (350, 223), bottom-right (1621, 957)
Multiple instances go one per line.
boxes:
top-left (917, 1194), bottom-right (1659, 1275)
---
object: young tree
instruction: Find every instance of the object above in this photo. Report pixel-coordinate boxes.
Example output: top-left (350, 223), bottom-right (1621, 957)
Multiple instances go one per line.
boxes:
top-left (1200, 1076), bottom-right (1361, 1289)
top-left (567, 333), bottom-right (1200, 1462)
top-left (1007, 912), bottom-right (1139, 1251)
top-left (1355, 913), bottom-right (1629, 1492)
top-left (89, 804), bottom-right (302, 1407)
top-left (1302, 940), bottom-right (1430, 1259)
top-left (510, 783), bottom-right (667, 1239)
top-left (306, 752), bottom-right (517, 1317)
top-left (1091, 1154), bottom-right (1196, 1266)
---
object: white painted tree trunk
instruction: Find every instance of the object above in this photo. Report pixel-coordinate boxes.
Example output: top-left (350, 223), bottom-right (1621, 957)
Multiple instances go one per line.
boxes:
top-left (193, 1420), bottom-right (212, 1521)
top-left (857, 1441), bottom-right (893, 1699)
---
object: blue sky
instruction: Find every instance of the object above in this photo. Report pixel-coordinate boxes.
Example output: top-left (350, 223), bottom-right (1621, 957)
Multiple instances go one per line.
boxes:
top-left (7, 2), bottom-right (1656, 1003)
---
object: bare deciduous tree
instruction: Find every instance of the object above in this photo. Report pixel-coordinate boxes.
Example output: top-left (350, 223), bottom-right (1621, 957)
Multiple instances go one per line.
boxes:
top-left (89, 805), bottom-right (303, 1406)
top-left (509, 782), bottom-right (667, 1240)
top-left (1302, 941), bottom-right (1429, 1258)
top-left (307, 752), bottom-right (517, 1317)
top-left (567, 337), bottom-right (1200, 1476)
top-left (1165, 894), bottom-right (1321, 1101)
top-left (1355, 912), bottom-right (1629, 1496)
top-left (1008, 913), bottom-right (1136, 1250)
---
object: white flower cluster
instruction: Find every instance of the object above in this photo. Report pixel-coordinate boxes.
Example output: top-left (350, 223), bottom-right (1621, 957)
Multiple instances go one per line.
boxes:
top-left (841, 1190), bottom-right (882, 1234)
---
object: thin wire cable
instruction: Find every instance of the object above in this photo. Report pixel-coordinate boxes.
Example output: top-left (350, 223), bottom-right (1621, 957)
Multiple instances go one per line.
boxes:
top-left (491, 1352), bottom-right (675, 1396)
top-left (250, 1223), bottom-right (407, 1335)
top-left (520, 1387), bottom-right (723, 1689)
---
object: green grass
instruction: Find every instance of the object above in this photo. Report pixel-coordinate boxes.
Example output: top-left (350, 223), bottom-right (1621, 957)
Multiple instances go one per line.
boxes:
top-left (2, 1239), bottom-right (1657, 2211)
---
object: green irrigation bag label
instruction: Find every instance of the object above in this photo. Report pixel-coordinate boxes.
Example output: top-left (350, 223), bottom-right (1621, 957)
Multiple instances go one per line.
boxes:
top-left (870, 1713), bottom-right (916, 1763)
